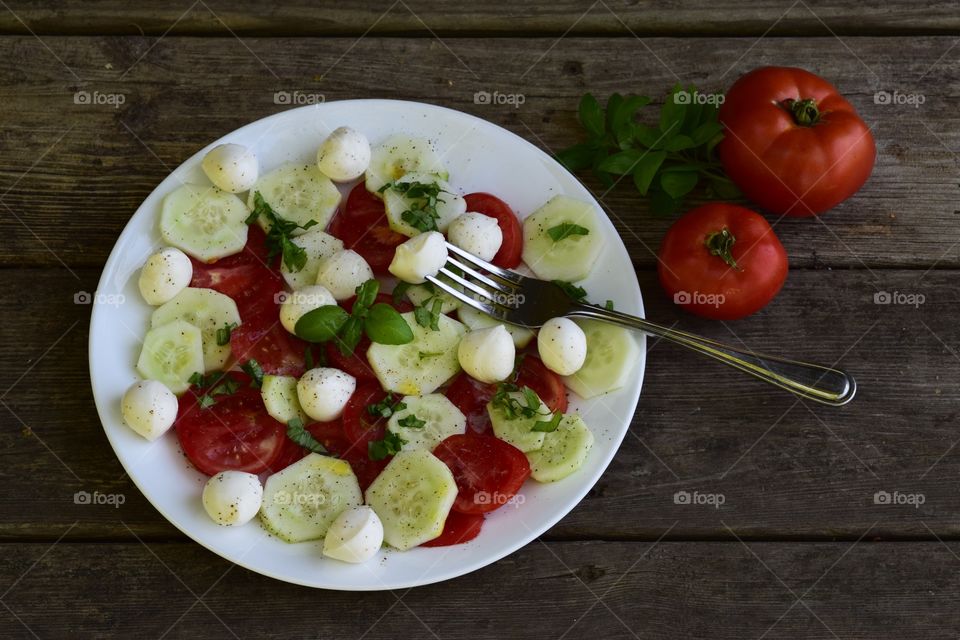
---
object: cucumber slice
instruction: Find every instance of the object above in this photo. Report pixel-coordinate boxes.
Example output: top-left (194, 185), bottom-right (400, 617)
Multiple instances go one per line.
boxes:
top-left (521, 195), bottom-right (606, 282)
top-left (150, 287), bottom-right (240, 372)
top-left (136, 320), bottom-right (204, 394)
top-left (457, 305), bottom-right (534, 349)
top-left (364, 449), bottom-right (457, 550)
top-left (365, 134), bottom-right (448, 194)
top-left (487, 390), bottom-right (553, 453)
top-left (160, 184), bottom-right (249, 262)
top-left (247, 163), bottom-right (341, 235)
top-left (405, 283), bottom-right (461, 314)
top-left (259, 453), bottom-right (362, 543)
top-left (382, 172), bottom-right (466, 237)
top-left (279, 227), bottom-right (344, 290)
top-left (527, 414), bottom-right (594, 482)
top-left (367, 311), bottom-right (466, 396)
top-left (261, 375), bottom-right (307, 424)
top-left (562, 319), bottom-right (640, 399)
top-left (387, 394), bottom-right (466, 452)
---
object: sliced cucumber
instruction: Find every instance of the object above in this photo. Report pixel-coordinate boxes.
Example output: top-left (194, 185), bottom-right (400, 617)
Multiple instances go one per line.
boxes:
top-left (367, 311), bottom-right (466, 396)
top-left (387, 394), bottom-right (466, 452)
top-left (527, 414), bottom-right (594, 482)
top-left (160, 184), bottom-right (249, 262)
top-left (562, 319), bottom-right (640, 399)
top-left (457, 305), bottom-right (534, 349)
top-left (405, 283), bottom-right (461, 314)
top-left (364, 449), bottom-right (457, 550)
top-left (247, 163), bottom-right (341, 235)
top-left (382, 172), bottom-right (466, 237)
top-left (136, 319), bottom-right (204, 394)
top-left (279, 227), bottom-right (344, 290)
top-left (521, 195), bottom-right (606, 282)
top-left (261, 375), bottom-right (307, 424)
top-left (259, 454), bottom-right (362, 543)
top-left (150, 287), bottom-right (240, 372)
top-left (365, 134), bottom-right (448, 194)
top-left (487, 390), bottom-right (553, 453)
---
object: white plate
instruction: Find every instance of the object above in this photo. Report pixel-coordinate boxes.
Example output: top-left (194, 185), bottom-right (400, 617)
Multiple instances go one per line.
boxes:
top-left (89, 99), bottom-right (646, 590)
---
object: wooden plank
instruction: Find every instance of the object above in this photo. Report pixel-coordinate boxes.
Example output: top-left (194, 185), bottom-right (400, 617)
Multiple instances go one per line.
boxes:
top-left (1, 540), bottom-right (959, 638)
top-left (0, 35), bottom-right (955, 270)
top-left (3, 267), bottom-right (957, 540)
top-left (1, 1), bottom-right (958, 36)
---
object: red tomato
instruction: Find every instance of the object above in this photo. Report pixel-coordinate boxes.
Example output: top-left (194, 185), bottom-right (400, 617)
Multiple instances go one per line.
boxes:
top-left (718, 66), bottom-right (876, 217)
top-left (516, 355), bottom-right (568, 414)
top-left (463, 193), bottom-right (523, 268)
top-left (657, 203), bottom-right (788, 320)
top-left (421, 510), bottom-right (484, 547)
top-left (342, 383), bottom-right (392, 451)
top-left (325, 293), bottom-right (412, 381)
top-left (445, 373), bottom-right (497, 434)
top-left (266, 438), bottom-right (308, 474)
top-left (230, 304), bottom-right (308, 376)
top-left (434, 434), bottom-right (530, 514)
top-left (176, 374), bottom-right (286, 476)
top-left (327, 183), bottom-right (406, 274)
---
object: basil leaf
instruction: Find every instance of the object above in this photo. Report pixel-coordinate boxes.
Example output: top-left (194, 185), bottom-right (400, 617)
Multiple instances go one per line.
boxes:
top-left (532, 412), bottom-right (562, 433)
top-left (659, 87), bottom-right (687, 136)
top-left (392, 282), bottom-right (412, 306)
top-left (353, 279), bottom-right (380, 314)
top-left (649, 189), bottom-right (681, 216)
top-left (368, 431), bottom-right (405, 461)
top-left (708, 176), bottom-right (741, 199)
top-left (397, 414), bottom-right (427, 429)
top-left (286, 418), bottom-right (330, 455)
top-left (612, 95), bottom-right (651, 145)
top-left (691, 121), bottom-right (724, 146)
top-left (240, 359), bottom-right (264, 388)
top-left (215, 322), bottom-right (237, 346)
top-left (295, 305), bottom-right (350, 342)
top-left (632, 151), bottom-right (666, 196)
top-left (663, 135), bottom-right (696, 152)
top-left (596, 149), bottom-right (643, 175)
top-left (547, 223), bottom-right (590, 242)
top-left (577, 93), bottom-right (605, 137)
top-left (660, 171), bottom-right (699, 199)
top-left (555, 142), bottom-right (596, 172)
top-left (605, 92), bottom-right (624, 132)
top-left (553, 280), bottom-right (587, 301)
top-left (336, 315), bottom-right (364, 356)
top-left (365, 303), bottom-right (414, 345)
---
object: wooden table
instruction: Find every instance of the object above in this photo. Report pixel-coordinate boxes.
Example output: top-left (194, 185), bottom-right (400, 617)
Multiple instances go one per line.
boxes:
top-left (2, 2), bottom-right (958, 637)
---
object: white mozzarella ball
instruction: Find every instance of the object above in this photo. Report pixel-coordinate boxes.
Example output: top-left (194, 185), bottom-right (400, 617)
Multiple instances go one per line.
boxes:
top-left (323, 506), bottom-right (384, 563)
top-left (315, 250), bottom-right (374, 301)
top-left (457, 325), bottom-right (515, 383)
top-left (388, 231), bottom-right (448, 284)
top-left (317, 127), bottom-right (371, 182)
top-left (538, 317), bottom-right (587, 376)
top-left (121, 380), bottom-right (178, 441)
top-left (279, 285), bottom-right (336, 335)
top-left (297, 367), bottom-right (356, 421)
top-left (201, 144), bottom-right (258, 193)
top-left (138, 248), bottom-right (193, 305)
top-left (447, 212), bottom-right (503, 262)
top-left (202, 471), bottom-right (263, 526)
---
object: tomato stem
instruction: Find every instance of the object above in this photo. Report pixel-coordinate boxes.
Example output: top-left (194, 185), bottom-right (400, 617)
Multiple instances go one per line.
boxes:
top-left (782, 98), bottom-right (821, 127)
top-left (705, 227), bottom-right (741, 270)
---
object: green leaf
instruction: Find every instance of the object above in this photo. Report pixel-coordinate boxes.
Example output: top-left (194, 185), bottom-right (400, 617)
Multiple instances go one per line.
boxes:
top-left (555, 142), bottom-right (596, 172)
top-left (612, 95), bottom-right (651, 145)
top-left (605, 92), bottom-right (624, 131)
top-left (578, 93), bottom-right (605, 137)
top-left (368, 431), bottom-right (405, 461)
top-left (707, 176), bottom-right (742, 199)
top-left (215, 322), bottom-right (237, 346)
top-left (336, 316), bottom-right (364, 356)
top-left (364, 303), bottom-right (414, 345)
top-left (391, 282), bottom-right (412, 307)
top-left (659, 87), bottom-right (688, 139)
top-left (397, 414), bottom-right (427, 429)
top-left (240, 359), bottom-right (264, 388)
top-left (661, 162), bottom-right (706, 173)
top-left (532, 412), bottom-right (562, 433)
top-left (295, 305), bottom-right (350, 342)
top-left (547, 222), bottom-right (590, 242)
top-left (660, 171), bottom-right (699, 199)
top-left (286, 418), bottom-right (330, 455)
top-left (596, 149), bottom-right (643, 175)
top-left (632, 124), bottom-right (666, 149)
top-left (367, 394), bottom-right (406, 418)
top-left (649, 189), bottom-right (681, 216)
top-left (353, 279), bottom-right (380, 313)
top-left (553, 280), bottom-right (587, 301)
top-left (691, 121), bottom-right (724, 146)
top-left (663, 135), bottom-right (696, 152)
top-left (631, 150), bottom-right (666, 195)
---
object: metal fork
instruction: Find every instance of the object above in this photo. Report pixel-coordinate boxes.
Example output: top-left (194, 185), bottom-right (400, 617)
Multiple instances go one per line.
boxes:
top-left (426, 243), bottom-right (856, 406)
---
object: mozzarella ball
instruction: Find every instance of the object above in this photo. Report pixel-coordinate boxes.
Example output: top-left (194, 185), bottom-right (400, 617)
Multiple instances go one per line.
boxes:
top-left (121, 380), bottom-right (178, 441)
top-left (315, 250), bottom-right (374, 301)
top-left (317, 127), bottom-right (371, 182)
top-left (297, 367), bottom-right (356, 421)
top-left (202, 471), bottom-right (263, 526)
top-left (388, 231), bottom-right (448, 284)
top-left (538, 317), bottom-right (587, 376)
top-left (201, 144), bottom-right (258, 193)
top-left (323, 506), bottom-right (384, 563)
top-left (279, 285), bottom-right (336, 334)
top-left (447, 212), bottom-right (503, 262)
top-left (138, 248), bottom-right (193, 305)
top-left (457, 325), bottom-right (515, 383)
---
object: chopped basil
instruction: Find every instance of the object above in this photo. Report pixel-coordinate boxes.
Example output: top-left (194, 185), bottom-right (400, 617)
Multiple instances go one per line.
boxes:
top-left (553, 280), bottom-right (588, 302)
top-left (367, 394), bottom-right (407, 419)
top-left (286, 418), bottom-right (330, 455)
top-left (246, 192), bottom-right (318, 272)
top-left (240, 359), bottom-right (264, 388)
top-left (380, 180), bottom-right (448, 233)
top-left (414, 297), bottom-right (443, 331)
top-left (547, 222), bottom-right (590, 242)
top-left (397, 414), bottom-right (426, 430)
top-left (531, 412), bottom-right (562, 432)
top-left (368, 431), bottom-right (406, 461)
top-left (215, 322), bottom-right (237, 346)
top-left (491, 382), bottom-right (543, 420)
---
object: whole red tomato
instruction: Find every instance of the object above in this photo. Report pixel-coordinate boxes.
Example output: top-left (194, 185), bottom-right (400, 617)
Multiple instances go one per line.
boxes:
top-left (718, 66), bottom-right (875, 217)
top-left (657, 203), bottom-right (788, 320)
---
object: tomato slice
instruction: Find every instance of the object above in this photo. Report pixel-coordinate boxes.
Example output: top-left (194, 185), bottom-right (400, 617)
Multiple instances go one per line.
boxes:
top-left (433, 434), bottom-right (530, 514)
top-left (517, 355), bottom-right (568, 414)
top-left (421, 510), bottom-right (484, 547)
top-left (327, 183), bottom-right (406, 275)
top-left (342, 382), bottom-right (392, 451)
top-left (326, 293), bottom-right (413, 381)
top-left (445, 373), bottom-right (497, 435)
top-left (176, 373), bottom-right (286, 476)
top-left (266, 437), bottom-right (308, 474)
top-left (464, 192), bottom-right (523, 269)
top-left (230, 304), bottom-right (308, 376)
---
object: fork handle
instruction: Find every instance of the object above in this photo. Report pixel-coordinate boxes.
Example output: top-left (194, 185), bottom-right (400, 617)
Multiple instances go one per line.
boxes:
top-left (570, 305), bottom-right (856, 406)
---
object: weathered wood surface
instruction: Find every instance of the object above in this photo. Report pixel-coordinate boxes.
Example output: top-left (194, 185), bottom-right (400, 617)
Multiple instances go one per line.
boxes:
top-left (0, 36), bottom-right (955, 270)
top-left (2, 540), bottom-right (960, 639)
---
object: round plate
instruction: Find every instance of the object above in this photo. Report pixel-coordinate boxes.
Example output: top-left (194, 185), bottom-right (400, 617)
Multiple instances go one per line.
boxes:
top-left (89, 99), bottom-right (646, 590)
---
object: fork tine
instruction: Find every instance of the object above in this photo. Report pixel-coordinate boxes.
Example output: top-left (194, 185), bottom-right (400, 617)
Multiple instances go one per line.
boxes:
top-left (438, 267), bottom-right (493, 302)
top-left (446, 256), bottom-right (515, 295)
top-left (427, 275), bottom-right (507, 320)
top-left (445, 243), bottom-right (523, 284)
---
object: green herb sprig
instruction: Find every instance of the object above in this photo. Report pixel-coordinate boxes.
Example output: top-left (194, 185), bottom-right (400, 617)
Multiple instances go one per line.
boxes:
top-left (369, 431), bottom-right (406, 461)
top-left (188, 371), bottom-right (241, 409)
top-left (245, 192), bottom-right (318, 271)
top-left (379, 180), bottom-right (448, 232)
top-left (367, 394), bottom-right (407, 419)
top-left (286, 418), bottom-right (330, 455)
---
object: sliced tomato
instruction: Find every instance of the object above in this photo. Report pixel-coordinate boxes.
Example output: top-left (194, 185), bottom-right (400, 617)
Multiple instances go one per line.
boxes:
top-left (445, 373), bottom-right (497, 435)
top-left (433, 434), bottom-right (530, 514)
top-left (230, 304), bottom-right (307, 376)
top-left (342, 383), bottom-right (392, 451)
top-left (327, 183), bottom-right (406, 275)
top-left (176, 373), bottom-right (286, 476)
top-left (517, 355), bottom-right (568, 414)
top-left (464, 192), bottom-right (523, 268)
top-left (421, 511), bottom-right (484, 547)
top-left (266, 437), bottom-right (308, 474)
top-left (326, 293), bottom-right (413, 381)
